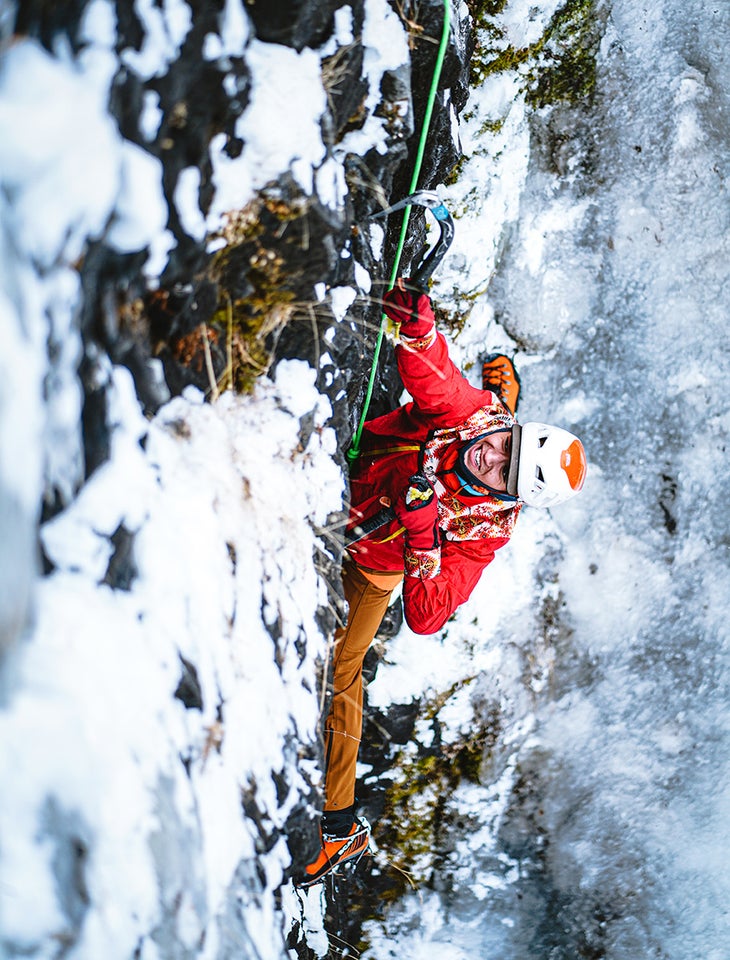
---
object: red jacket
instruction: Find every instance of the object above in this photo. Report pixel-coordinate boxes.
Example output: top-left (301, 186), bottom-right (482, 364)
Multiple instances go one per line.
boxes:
top-left (347, 324), bottom-right (521, 634)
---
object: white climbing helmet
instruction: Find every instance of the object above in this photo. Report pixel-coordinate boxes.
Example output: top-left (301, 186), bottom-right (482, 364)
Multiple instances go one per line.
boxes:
top-left (508, 422), bottom-right (587, 508)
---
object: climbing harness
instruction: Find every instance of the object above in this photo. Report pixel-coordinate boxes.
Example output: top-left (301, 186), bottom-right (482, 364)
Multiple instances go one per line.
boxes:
top-left (344, 467), bottom-right (440, 546)
top-left (348, 0), bottom-right (452, 463)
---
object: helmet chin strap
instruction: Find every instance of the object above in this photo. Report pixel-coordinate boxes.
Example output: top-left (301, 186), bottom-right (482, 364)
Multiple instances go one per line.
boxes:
top-left (454, 431), bottom-right (518, 502)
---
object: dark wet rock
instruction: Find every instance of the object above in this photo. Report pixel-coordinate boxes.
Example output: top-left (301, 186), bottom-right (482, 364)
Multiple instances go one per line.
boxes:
top-left (76, 242), bottom-right (166, 458)
top-left (246, 0), bottom-right (342, 51)
top-left (241, 777), bottom-right (284, 858)
top-left (147, 279), bottom-right (219, 346)
top-left (283, 740), bottom-right (328, 879)
top-left (386, 0), bottom-right (474, 270)
top-left (659, 472), bottom-right (678, 536)
top-left (102, 524), bottom-right (138, 592)
top-left (321, 40), bottom-right (369, 145)
top-left (13, 0), bottom-right (88, 50)
top-left (376, 598), bottom-right (404, 641)
top-left (362, 700), bottom-right (421, 775)
top-left (79, 345), bottom-right (112, 482)
top-left (174, 654), bottom-right (204, 711)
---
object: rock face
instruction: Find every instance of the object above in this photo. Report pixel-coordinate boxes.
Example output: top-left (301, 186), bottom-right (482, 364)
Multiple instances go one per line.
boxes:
top-left (48, 0), bottom-right (471, 482)
top-left (1, 0), bottom-right (477, 954)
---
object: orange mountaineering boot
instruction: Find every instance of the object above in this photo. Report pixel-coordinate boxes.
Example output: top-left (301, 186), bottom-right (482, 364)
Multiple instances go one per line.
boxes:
top-left (482, 353), bottom-right (521, 414)
top-left (294, 817), bottom-right (371, 888)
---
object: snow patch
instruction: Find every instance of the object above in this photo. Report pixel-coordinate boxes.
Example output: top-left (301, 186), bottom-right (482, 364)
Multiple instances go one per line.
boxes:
top-left (207, 41), bottom-right (327, 225)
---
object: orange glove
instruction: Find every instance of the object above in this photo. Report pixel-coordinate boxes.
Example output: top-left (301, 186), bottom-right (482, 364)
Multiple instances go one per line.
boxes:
top-left (383, 280), bottom-right (435, 338)
top-left (394, 474), bottom-right (439, 550)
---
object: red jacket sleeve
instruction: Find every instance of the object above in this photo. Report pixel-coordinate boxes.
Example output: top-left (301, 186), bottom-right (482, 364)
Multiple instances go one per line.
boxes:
top-left (401, 536), bottom-right (508, 635)
top-left (396, 327), bottom-right (485, 426)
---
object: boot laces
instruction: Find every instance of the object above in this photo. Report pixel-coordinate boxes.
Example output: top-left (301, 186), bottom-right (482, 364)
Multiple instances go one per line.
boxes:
top-left (484, 365), bottom-right (512, 389)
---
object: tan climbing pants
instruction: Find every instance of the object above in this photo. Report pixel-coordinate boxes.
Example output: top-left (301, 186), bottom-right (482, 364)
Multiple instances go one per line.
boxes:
top-left (323, 561), bottom-right (398, 812)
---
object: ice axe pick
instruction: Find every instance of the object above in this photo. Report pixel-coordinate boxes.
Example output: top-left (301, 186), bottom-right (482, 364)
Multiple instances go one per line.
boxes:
top-left (370, 190), bottom-right (455, 292)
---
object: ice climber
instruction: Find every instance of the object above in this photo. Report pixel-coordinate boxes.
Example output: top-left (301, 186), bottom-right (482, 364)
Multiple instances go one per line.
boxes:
top-left (295, 279), bottom-right (587, 887)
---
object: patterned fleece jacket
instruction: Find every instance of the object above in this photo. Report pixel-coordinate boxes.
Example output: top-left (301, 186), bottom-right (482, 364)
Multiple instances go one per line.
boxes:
top-left (347, 318), bottom-right (522, 635)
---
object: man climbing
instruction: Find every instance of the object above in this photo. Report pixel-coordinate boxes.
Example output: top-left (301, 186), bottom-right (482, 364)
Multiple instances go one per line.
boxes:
top-left (295, 279), bottom-right (587, 887)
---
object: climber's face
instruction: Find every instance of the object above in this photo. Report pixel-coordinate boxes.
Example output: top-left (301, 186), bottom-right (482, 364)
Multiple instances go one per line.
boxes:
top-left (462, 431), bottom-right (512, 493)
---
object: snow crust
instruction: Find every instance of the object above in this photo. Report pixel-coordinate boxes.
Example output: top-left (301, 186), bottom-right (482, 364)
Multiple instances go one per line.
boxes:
top-left (207, 41), bottom-right (329, 229)
top-left (2, 362), bottom-right (342, 955)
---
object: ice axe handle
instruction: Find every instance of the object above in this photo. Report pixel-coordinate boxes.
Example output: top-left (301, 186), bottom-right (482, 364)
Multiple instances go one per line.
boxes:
top-left (345, 505), bottom-right (396, 546)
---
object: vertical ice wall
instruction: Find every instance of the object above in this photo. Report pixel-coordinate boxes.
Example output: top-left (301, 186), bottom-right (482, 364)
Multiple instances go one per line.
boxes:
top-left (475, 0), bottom-right (730, 955)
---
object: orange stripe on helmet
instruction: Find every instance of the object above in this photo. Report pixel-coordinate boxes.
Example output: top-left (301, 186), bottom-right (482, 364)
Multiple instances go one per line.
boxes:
top-left (560, 439), bottom-right (587, 491)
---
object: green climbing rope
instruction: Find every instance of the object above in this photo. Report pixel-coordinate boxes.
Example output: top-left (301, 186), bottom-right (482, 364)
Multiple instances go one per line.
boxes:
top-left (347, 0), bottom-right (452, 463)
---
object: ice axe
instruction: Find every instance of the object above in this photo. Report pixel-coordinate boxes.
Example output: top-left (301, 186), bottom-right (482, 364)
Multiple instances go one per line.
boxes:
top-left (370, 190), bottom-right (455, 292)
top-left (344, 503), bottom-right (396, 546)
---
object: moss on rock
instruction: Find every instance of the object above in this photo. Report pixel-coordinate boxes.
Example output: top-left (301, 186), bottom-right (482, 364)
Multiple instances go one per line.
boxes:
top-left (467, 0), bottom-right (601, 110)
top-left (365, 683), bottom-right (503, 902)
top-left (146, 181), bottom-right (346, 396)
